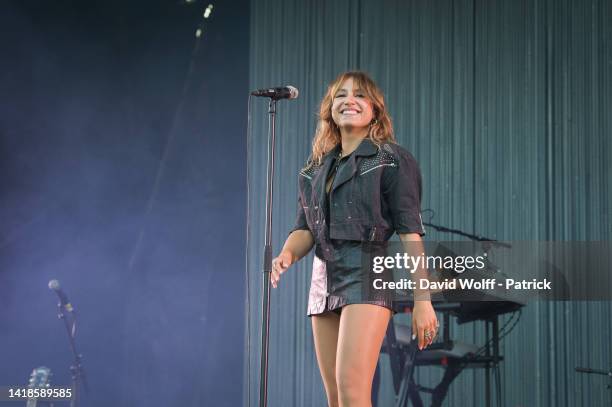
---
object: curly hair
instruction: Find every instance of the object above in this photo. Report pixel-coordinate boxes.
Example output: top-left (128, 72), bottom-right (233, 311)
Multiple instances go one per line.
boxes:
top-left (307, 71), bottom-right (395, 167)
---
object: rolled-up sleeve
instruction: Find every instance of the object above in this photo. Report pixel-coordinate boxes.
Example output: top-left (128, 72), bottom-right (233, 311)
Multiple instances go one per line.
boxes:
top-left (289, 195), bottom-right (310, 235)
top-left (382, 149), bottom-right (425, 235)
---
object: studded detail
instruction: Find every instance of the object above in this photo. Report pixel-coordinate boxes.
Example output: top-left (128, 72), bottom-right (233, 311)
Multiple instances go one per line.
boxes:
top-left (299, 161), bottom-right (322, 180)
top-left (300, 143), bottom-right (399, 179)
top-left (358, 144), bottom-right (398, 175)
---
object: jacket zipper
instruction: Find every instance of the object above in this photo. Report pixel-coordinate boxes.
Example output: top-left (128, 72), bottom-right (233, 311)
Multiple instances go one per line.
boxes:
top-left (360, 162), bottom-right (396, 176)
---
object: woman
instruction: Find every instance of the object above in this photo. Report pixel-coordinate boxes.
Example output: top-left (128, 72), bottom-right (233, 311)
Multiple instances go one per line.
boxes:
top-left (271, 71), bottom-right (438, 407)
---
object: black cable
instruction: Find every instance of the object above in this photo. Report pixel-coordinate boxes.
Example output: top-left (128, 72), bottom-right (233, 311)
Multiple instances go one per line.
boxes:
top-left (449, 309), bottom-right (523, 391)
top-left (470, 309), bottom-right (523, 361)
top-left (496, 309), bottom-right (523, 343)
top-left (495, 362), bottom-right (502, 407)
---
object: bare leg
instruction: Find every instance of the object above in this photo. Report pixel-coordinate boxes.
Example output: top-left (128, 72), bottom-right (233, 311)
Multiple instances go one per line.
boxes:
top-left (336, 304), bottom-right (391, 407)
top-left (312, 311), bottom-right (341, 407)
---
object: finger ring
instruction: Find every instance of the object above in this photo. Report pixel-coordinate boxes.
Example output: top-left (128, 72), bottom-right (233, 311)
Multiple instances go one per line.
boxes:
top-left (424, 331), bottom-right (432, 340)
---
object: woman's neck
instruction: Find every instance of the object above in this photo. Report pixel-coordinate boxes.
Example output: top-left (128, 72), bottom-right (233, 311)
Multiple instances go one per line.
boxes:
top-left (339, 128), bottom-right (368, 157)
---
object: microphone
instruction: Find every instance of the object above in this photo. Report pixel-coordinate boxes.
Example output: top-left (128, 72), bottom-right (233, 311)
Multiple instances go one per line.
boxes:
top-left (575, 367), bottom-right (612, 376)
top-left (48, 280), bottom-right (74, 313)
top-left (250, 85), bottom-right (299, 100)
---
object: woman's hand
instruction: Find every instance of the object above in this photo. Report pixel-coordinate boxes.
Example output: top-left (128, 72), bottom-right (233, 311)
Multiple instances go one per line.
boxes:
top-left (271, 250), bottom-right (294, 288)
top-left (412, 301), bottom-right (439, 350)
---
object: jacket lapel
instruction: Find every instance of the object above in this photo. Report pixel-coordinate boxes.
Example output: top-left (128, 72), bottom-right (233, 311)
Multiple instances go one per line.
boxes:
top-left (312, 144), bottom-right (340, 206)
top-left (331, 138), bottom-right (378, 193)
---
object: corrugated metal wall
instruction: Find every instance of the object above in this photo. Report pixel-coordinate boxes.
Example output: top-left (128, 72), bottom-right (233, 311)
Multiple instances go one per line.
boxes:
top-left (245, 0), bottom-right (612, 405)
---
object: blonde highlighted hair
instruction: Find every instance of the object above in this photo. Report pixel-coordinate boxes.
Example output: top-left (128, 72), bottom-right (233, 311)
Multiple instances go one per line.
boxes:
top-left (308, 71), bottom-right (395, 167)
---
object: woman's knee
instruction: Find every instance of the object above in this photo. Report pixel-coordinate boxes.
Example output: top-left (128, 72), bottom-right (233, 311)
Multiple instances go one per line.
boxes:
top-left (336, 369), bottom-right (369, 404)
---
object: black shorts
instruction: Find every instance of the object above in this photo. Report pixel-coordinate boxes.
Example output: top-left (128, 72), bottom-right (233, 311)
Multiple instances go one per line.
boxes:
top-left (307, 240), bottom-right (394, 317)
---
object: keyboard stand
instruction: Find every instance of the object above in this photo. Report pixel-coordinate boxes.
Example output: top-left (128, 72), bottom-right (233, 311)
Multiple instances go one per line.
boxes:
top-left (380, 311), bottom-right (504, 407)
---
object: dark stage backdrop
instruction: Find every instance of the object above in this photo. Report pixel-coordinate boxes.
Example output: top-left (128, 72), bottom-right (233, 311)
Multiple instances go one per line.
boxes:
top-left (245, 0), bottom-right (611, 406)
top-left (0, 1), bottom-right (248, 406)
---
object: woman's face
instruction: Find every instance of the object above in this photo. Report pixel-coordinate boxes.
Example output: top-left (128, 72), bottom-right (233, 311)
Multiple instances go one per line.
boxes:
top-left (331, 77), bottom-right (374, 132)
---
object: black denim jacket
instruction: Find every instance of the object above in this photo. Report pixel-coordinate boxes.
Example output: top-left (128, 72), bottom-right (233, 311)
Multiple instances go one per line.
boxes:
top-left (291, 138), bottom-right (424, 257)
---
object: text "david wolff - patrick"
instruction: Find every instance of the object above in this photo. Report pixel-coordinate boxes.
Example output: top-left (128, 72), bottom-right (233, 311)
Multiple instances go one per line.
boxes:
top-left (419, 278), bottom-right (552, 290)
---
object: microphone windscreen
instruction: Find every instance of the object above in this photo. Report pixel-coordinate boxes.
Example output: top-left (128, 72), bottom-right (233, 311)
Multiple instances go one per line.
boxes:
top-left (287, 86), bottom-right (299, 99)
top-left (48, 279), bottom-right (60, 291)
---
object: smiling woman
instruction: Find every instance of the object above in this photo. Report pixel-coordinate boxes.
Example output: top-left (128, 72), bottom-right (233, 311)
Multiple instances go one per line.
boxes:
top-left (331, 78), bottom-right (374, 131)
top-left (308, 71), bottom-right (395, 167)
top-left (269, 71), bottom-right (438, 407)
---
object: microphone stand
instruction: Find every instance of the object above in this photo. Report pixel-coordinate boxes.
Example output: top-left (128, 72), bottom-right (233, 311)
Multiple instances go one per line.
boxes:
top-left (56, 306), bottom-right (88, 407)
top-left (423, 221), bottom-right (512, 255)
top-left (259, 97), bottom-right (278, 407)
top-left (575, 367), bottom-right (612, 406)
